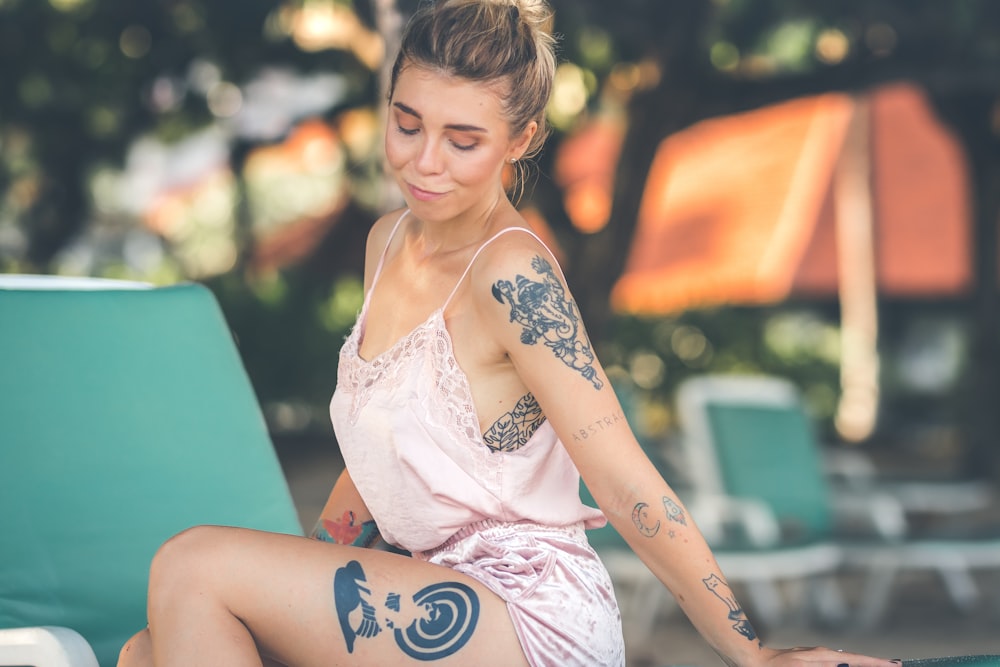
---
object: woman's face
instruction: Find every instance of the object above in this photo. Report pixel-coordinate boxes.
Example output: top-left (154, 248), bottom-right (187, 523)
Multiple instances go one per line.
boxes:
top-left (385, 65), bottom-right (532, 224)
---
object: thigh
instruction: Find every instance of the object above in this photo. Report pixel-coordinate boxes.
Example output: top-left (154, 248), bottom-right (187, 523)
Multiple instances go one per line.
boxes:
top-left (161, 526), bottom-right (530, 667)
top-left (119, 629), bottom-right (286, 667)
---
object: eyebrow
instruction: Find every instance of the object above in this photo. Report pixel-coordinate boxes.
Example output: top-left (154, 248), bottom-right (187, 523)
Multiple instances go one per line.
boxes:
top-left (392, 102), bottom-right (488, 133)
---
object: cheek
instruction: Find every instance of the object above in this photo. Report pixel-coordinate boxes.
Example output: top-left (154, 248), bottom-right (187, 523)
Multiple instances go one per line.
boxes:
top-left (450, 153), bottom-right (504, 187)
top-left (384, 133), bottom-right (409, 171)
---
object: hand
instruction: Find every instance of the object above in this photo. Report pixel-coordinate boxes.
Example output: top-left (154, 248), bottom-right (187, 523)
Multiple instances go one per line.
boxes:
top-left (757, 646), bottom-right (901, 667)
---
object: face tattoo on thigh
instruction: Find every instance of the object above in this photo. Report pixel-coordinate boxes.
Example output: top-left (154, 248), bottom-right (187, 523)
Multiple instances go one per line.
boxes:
top-left (334, 560), bottom-right (481, 660)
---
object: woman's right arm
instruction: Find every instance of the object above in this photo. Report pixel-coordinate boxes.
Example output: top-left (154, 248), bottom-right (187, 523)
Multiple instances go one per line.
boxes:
top-left (310, 210), bottom-right (406, 549)
top-left (309, 468), bottom-right (382, 548)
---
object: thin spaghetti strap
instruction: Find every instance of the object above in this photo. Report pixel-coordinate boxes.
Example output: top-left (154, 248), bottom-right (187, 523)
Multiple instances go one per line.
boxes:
top-left (364, 210), bottom-right (410, 308)
top-left (441, 226), bottom-right (558, 311)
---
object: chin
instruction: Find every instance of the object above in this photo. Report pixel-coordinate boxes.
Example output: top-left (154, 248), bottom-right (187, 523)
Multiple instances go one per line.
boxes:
top-left (403, 197), bottom-right (462, 222)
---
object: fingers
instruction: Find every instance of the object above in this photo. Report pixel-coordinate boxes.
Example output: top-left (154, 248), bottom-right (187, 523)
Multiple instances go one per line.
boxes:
top-left (768, 646), bottom-right (902, 667)
top-left (832, 648), bottom-right (901, 667)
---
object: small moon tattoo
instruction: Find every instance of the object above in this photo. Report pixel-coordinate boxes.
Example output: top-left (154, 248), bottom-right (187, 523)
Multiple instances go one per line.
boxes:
top-left (631, 502), bottom-right (661, 538)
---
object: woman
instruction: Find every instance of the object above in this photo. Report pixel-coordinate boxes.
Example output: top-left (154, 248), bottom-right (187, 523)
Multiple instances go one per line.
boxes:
top-left (118, 1), bottom-right (901, 665)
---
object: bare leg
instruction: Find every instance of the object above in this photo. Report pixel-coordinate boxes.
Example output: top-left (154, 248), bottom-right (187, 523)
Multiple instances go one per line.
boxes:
top-left (117, 629), bottom-right (151, 667)
top-left (118, 629), bottom-right (287, 667)
top-left (136, 525), bottom-right (528, 667)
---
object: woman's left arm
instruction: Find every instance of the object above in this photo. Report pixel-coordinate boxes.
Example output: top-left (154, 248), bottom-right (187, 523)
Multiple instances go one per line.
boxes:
top-left (476, 243), bottom-right (896, 667)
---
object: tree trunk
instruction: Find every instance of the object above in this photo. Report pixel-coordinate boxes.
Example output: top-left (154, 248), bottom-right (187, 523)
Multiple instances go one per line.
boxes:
top-left (934, 92), bottom-right (1000, 481)
top-left (566, 0), bottom-right (716, 339)
top-left (568, 90), bottom-right (672, 339)
top-left (372, 0), bottom-right (405, 214)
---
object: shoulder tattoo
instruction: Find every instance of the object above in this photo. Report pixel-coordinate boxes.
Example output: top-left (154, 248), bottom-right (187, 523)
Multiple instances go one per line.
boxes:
top-left (491, 255), bottom-right (603, 390)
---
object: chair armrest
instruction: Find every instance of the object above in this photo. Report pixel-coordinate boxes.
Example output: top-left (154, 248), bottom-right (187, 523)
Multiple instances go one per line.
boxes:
top-left (882, 479), bottom-right (996, 515)
top-left (829, 491), bottom-right (908, 540)
top-left (824, 449), bottom-right (997, 516)
top-left (0, 626), bottom-right (100, 667)
top-left (823, 448), bottom-right (879, 490)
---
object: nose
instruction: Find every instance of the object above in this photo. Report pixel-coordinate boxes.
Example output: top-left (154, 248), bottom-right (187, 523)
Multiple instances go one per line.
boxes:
top-left (415, 137), bottom-right (443, 175)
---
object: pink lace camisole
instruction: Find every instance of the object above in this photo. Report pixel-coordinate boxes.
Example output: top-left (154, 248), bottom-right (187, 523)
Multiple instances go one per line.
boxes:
top-left (329, 213), bottom-right (606, 553)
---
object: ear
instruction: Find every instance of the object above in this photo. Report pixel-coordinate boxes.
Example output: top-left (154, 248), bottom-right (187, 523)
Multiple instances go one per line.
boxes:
top-left (509, 120), bottom-right (538, 161)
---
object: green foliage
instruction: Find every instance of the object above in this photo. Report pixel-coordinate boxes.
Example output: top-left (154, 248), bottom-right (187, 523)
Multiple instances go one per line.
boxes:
top-left (602, 306), bottom-right (842, 442)
top-left (205, 268), bottom-right (363, 436)
top-left (0, 0), bottom-right (371, 269)
top-left (3, 0), bottom-right (1000, 474)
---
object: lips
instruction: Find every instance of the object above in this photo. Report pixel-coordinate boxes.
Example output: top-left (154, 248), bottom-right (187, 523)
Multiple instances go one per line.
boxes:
top-left (407, 183), bottom-right (447, 202)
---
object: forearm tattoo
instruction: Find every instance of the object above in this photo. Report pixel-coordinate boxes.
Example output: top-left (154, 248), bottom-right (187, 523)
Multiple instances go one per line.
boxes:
top-left (491, 255), bottom-right (603, 389)
top-left (662, 496), bottom-right (687, 526)
top-left (703, 573), bottom-right (759, 643)
top-left (483, 393), bottom-right (545, 452)
top-left (334, 559), bottom-right (480, 659)
top-left (631, 502), bottom-right (661, 537)
top-left (631, 496), bottom-right (688, 539)
top-left (311, 510), bottom-right (381, 548)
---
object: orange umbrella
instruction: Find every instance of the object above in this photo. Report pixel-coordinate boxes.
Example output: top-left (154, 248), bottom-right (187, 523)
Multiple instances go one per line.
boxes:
top-left (611, 82), bottom-right (972, 315)
top-left (606, 82), bottom-right (972, 441)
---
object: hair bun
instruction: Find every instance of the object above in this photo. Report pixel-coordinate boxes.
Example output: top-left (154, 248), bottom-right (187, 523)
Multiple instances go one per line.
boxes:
top-left (452, 0), bottom-right (551, 35)
top-left (507, 0), bottom-right (554, 35)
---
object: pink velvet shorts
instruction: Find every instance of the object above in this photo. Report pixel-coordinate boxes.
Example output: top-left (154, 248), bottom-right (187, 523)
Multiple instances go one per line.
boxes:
top-left (415, 519), bottom-right (625, 667)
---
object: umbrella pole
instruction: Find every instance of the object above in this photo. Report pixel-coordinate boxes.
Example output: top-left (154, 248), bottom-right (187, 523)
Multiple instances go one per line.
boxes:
top-left (834, 94), bottom-right (880, 443)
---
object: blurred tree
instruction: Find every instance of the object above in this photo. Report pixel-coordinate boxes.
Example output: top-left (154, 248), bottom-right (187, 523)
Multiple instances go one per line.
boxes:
top-left (2, 0), bottom-right (1000, 474)
top-left (0, 0), bottom-right (372, 272)
top-left (539, 0), bottom-right (1000, 477)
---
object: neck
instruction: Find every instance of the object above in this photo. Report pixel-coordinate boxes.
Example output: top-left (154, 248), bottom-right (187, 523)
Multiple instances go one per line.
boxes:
top-left (416, 192), bottom-right (507, 255)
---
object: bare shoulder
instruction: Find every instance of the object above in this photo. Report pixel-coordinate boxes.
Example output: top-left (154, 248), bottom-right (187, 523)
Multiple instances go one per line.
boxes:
top-left (468, 225), bottom-right (580, 338)
top-left (467, 225), bottom-right (566, 302)
top-left (366, 209), bottom-right (408, 255)
top-left (362, 209), bottom-right (409, 286)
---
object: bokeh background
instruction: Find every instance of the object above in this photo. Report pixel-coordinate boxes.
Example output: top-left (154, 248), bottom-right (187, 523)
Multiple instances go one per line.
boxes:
top-left (4, 1), bottom-right (1000, 662)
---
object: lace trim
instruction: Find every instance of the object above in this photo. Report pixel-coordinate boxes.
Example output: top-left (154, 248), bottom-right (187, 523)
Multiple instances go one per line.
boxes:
top-left (338, 310), bottom-right (482, 446)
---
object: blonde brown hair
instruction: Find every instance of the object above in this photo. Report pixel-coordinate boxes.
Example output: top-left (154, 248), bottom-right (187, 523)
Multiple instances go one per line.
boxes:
top-left (388, 0), bottom-right (556, 162)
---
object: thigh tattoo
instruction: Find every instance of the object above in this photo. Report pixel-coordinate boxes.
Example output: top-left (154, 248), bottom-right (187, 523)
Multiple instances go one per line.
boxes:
top-left (333, 559), bottom-right (480, 661)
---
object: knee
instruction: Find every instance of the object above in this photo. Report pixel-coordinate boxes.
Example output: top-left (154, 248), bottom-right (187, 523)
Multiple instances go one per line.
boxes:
top-left (117, 628), bottom-right (151, 667)
top-left (148, 525), bottom-right (227, 605)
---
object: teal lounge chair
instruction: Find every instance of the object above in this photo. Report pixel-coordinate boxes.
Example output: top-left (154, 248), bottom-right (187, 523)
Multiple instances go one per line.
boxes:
top-left (0, 276), bottom-right (303, 667)
top-left (676, 373), bottom-right (1000, 630)
top-left (584, 375), bottom-right (844, 645)
top-left (904, 657), bottom-right (1000, 667)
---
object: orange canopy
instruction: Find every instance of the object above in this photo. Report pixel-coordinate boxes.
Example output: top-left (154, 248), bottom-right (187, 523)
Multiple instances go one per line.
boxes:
top-left (611, 82), bottom-right (972, 315)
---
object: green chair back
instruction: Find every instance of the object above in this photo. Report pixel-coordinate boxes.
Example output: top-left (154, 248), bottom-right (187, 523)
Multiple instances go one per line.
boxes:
top-left (0, 281), bottom-right (303, 666)
top-left (705, 402), bottom-right (833, 544)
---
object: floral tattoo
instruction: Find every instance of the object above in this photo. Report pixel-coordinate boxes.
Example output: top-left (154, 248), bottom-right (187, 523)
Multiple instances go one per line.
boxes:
top-left (483, 393), bottom-right (545, 452)
top-left (311, 510), bottom-right (380, 548)
top-left (491, 256), bottom-right (603, 390)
